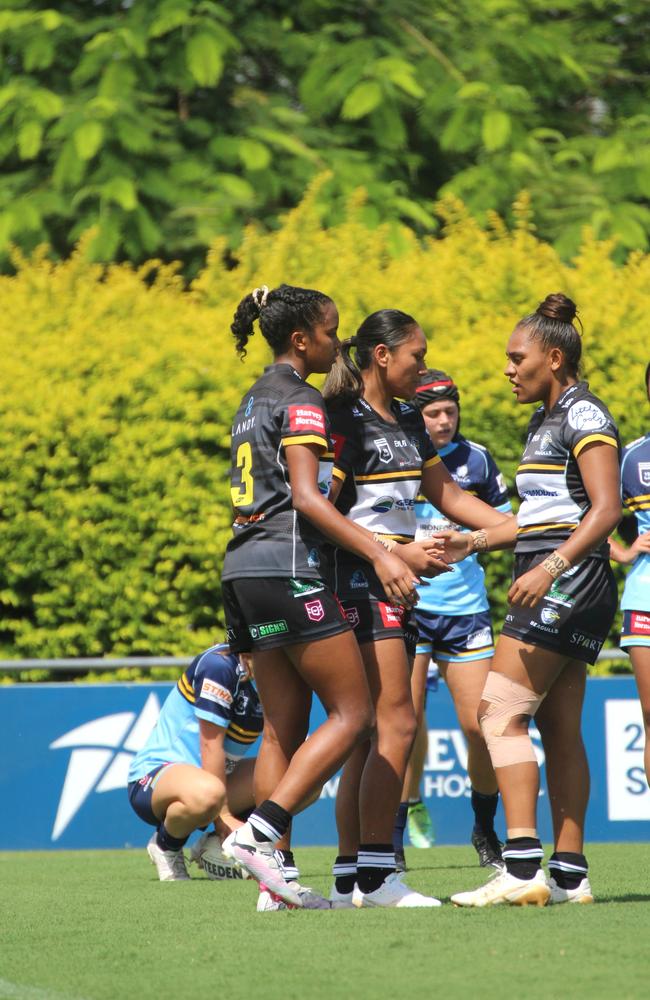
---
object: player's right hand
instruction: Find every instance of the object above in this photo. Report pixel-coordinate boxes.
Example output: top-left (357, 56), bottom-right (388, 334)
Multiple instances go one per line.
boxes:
top-left (372, 550), bottom-right (419, 607)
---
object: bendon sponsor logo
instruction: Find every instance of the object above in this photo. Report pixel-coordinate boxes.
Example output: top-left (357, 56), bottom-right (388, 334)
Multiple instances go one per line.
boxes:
top-left (200, 679), bottom-right (233, 705)
top-left (379, 602), bottom-right (404, 628)
top-left (305, 599), bottom-right (325, 622)
top-left (249, 620), bottom-right (289, 639)
top-left (49, 693), bottom-right (161, 841)
top-left (288, 405), bottom-right (326, 435)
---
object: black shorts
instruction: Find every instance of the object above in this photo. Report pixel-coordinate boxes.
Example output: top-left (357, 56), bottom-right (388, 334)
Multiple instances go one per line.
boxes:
top-left (500, 551), bottom-right (618, 665)
top-left (339, 597), bottom-right (418, 659)
top-left (222, 577), bottom-right (350, 653)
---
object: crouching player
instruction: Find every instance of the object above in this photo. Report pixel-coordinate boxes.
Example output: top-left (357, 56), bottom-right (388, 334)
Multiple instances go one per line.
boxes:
top-left (127, 643), bottom-right (263, 881)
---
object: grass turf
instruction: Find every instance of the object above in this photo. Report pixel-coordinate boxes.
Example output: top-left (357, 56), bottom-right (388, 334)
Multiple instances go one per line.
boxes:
top-left (1, 844), bottom-right (648, 1000)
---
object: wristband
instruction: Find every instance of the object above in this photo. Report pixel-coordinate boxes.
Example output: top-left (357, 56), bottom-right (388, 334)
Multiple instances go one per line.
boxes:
top-left (540, 552), bottom-right (571, 579)
top-left (373, 533), bottom-right (396, 553)
top-left (470, 529), bottom-right (488, 553)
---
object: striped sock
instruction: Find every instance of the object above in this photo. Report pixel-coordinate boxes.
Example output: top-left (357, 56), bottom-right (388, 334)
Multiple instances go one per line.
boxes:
top-left (548, 851), bottom-right (588, 890)
top-left (274, 849), bottom-right (299, 882)
top-left (248, 799), bottom-right (291, 844)
top-left (333, 854), bottom-right (357, 894)
top-left (502, 837), bottom-right (543, 880)
top-left (357, 844), bottom-right (395, 894)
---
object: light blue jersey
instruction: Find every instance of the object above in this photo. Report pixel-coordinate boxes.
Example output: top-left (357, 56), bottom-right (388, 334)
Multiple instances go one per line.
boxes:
top-left (415, 437), bottom-right (511, 616)
top-left (620, 433), bottom-right (650, 612)
top-left (128, 644), bottom-right (263, 781)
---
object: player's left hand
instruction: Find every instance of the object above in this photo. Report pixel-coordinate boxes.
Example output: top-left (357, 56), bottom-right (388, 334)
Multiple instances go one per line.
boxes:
top-left (507, 564), bottom-right (554, 608)
top-left (399, 540), bottom-right (452, 576)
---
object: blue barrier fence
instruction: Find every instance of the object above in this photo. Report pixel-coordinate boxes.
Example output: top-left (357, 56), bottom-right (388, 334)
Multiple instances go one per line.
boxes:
top-left (2, 677), bottom-right (648, 850)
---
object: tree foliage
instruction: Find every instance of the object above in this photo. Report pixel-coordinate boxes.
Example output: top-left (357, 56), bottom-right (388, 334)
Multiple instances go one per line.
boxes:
top-left (1, 0), bottom-right (650, 269)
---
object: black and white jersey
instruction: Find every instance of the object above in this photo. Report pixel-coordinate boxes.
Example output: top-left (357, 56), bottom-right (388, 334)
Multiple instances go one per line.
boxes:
top-left (515, 382), bottom-right (620, 557)
top-left (222, 363), bottom-right (332, 580)
top-left (323, 396), bottom-right (440, 542)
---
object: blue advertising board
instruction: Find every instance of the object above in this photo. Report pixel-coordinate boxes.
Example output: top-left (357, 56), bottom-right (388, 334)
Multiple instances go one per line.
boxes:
top-left (1, 678), bottom-right (648, 850)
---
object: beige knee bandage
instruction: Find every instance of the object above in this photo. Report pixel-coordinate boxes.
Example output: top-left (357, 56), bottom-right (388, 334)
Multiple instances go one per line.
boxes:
top-left (479, 672), bottom-right (544, 768)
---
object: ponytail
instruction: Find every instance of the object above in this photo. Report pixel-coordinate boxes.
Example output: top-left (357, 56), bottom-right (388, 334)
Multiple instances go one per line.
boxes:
top-left (230, 283), bottom-right (332, 359)
top-left (322, 337), bottom-right (364, 402)
top-left (323, 309), bottom-right (418, 401)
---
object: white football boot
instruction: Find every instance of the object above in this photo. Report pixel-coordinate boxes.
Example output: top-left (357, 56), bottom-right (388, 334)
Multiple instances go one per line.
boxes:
top-left (222, 823), bottom-right (302, 907)
top-left (451, 867), bottom-right (550, 908)
top-left (328, 884), bottom-right (356, 910)
top-left (353, 872), bottom-right (442, 908)
top-left (548, 876), bottom-right (594, 904)
top-left (257, 881), bottom-right (331, 911)
top-left (147, 833), bottom-right (190, 881)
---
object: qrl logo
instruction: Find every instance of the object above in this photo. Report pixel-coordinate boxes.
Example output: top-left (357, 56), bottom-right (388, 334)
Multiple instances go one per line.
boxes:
top-left (49, 694), bottom-right (160, 841)
top-left (305, 599), bottom-right (325, 622)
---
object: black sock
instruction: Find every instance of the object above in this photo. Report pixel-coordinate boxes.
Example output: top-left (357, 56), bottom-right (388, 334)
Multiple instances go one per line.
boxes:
top-left (249, 799), bottom-right (292, 843)
top-left (471, 789), bottom-right (499, 834)
top-left (156, 824), bottom-right (188, 852)
top-left (393, 801), bottom-right (409, 853)
top-left (357, 844), bottom-right (395, 894)
top-left (333, 854), bottom-right (357, 894)
top-left (548, 851), bottom-right (588, 889)
top-left (502, 837), bottom-right (543, 880)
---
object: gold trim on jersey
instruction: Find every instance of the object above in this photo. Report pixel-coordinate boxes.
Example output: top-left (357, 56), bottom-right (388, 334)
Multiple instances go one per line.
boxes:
top-left (228, 721), bottom-right (260, 743)
top-left (281, 434), bottom-right (328, 451)
top-left (573, 434), bottom-right (618, 457)
top-left (517, 522), bottom-right (577, 535)
top-left (624, 492), bottom-right (650, 511)
top-left (516, 462), bottom-right (566, 474)
top-left (423, 456), bottom-right (441, 469)
top-left (627, 501), bottom-right (650, 511)
top-left (332, 467), bottom-right (347, 482)
top-left (355, 470), bottom-right (421, 482)
top-left (177, 672), bottom-right (195, 703)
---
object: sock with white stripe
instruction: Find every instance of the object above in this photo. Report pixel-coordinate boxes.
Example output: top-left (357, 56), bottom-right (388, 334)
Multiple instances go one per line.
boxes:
top-left (333, 854), bottom-right (357, 894)
top-left (548, 851), bottom-right (588, 890)
top-left (502, 837), bottom-right (543, 880)
top-left (248, 800), bottom-right (291, 844)
top-left (357, 844), bottom-right (396, 894)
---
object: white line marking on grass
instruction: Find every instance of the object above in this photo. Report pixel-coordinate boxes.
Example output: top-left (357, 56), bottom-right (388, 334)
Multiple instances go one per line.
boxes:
top-left (0, 979), bottom-right (90, 1000)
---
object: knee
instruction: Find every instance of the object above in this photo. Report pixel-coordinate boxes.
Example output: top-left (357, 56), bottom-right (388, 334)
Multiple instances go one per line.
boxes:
top-left (189, 775), bottom-right (225, 824)
top-left (479, 672), bottom-right (543, 768)
top-left (377, 702), bottom-right (417, 752)
top-left (344, 703), bottom-right (376, 745)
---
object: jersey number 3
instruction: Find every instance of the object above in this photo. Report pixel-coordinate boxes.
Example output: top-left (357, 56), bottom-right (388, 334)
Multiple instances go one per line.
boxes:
top-left (231, 442), bottom-right (254, 507)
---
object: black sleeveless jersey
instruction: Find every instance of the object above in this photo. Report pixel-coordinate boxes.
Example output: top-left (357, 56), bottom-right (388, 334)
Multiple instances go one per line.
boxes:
top-left (222, 363), bottom-right (333, 580)
top-left (515, 381), bottom-right (620, 557)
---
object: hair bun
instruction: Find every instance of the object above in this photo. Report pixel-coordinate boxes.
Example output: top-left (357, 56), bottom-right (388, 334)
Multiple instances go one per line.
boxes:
top-left (536, 293), bottom-right (577, 324)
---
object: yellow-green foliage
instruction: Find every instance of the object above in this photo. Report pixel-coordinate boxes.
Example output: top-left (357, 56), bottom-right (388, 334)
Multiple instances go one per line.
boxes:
top-left (1, 183), bottom-right (648, 658)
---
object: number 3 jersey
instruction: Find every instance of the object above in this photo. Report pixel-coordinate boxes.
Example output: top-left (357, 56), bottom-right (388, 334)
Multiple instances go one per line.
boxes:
top-left (620, 432), bottom-right (650, 611)
top-left (222, 363), bottom-right (332, 581)
top-left (321, 396), bottom-right (440, 595)
top-left (515, 381), bottom-right (620, 557)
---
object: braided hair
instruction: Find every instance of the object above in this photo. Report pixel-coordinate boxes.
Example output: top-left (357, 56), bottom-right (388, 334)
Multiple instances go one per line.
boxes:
top-left (231, 283), bottom-right (333, 358)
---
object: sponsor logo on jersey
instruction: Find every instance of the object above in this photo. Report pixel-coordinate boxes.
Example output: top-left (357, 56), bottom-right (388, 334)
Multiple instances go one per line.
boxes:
top-left (288, 405), bottom-right (326, 435)
top-left (529, 619), bottom-right (559, 635)
top-left (200, 679), bottom-right (233, 705)
top-left (454, 464), bottom-right (469, 480)
top-left (249, 620), bottom-right (289, 639)
top-left (290, 578), bottom-right (324, 598)
top-left (567, 400), bottom-right (608, 432)
top-left (379, 602), bottom-right (405, 628)
top-left (345, 607), bottom-right (360, 628)
top-left (245, 396), bottom-right (254, 416)
top-left (546, 582), bottom-right (575, 607)
top-left (374, 437), bottom-right (393, 463)
top-left (540, 607), bottom-right (561, 626)
top-left (541, 430), bottom-right (554, 451)
top-left (520, 488), bottom-right (559, 498)
top-left (307, 549), bottom-right (321, 569)
top-left (638, 462), bottom-right (650, 487)
top-left (465, 627), bottom-right (492, 650)
top-left (570, 630), bottom-right (602, 653)
top-left (349, 570), bottom-right (368, 589)
top-left (631, 612), bottom-right (650, 634)
top-left (305, 599), bottom-right (325, 622)
top-left (372, 495), bottom-right (394, 513)
top-left (233, 415), bottom-right (256, 435)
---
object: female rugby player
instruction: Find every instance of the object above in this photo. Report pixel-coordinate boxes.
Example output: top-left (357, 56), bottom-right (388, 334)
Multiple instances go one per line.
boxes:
top-left (393, 370), bottom-right (512, 873)
top-left (220, 285), bottom-right (444, 908)
top-left (446, 294), bottom-right (621, 907)
top-left (321, 309), bottom-right (511, 908)
top-left (609, 361), bottom-right (650, 787)
top-left (128, 644), bottom-right (262, 881)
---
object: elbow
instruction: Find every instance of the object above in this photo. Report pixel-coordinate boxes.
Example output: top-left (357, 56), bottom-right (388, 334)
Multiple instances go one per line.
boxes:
top-left (292, 488), bottom-right (318, 518)
top-left (596, 502), bottom-right (622, 537)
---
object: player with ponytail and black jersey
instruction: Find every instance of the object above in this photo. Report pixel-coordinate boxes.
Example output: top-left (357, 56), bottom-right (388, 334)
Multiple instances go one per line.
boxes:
top-left (321, 309), bottom-right (511, 908)
top-left (446, 294), bottom-right (621, 908)
top-left (220, 284), bottom-right (443, 909)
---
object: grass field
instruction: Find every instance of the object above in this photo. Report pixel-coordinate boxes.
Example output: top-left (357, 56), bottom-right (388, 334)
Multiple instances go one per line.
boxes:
top-left (1, 843), bottom-right (648, 1000)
